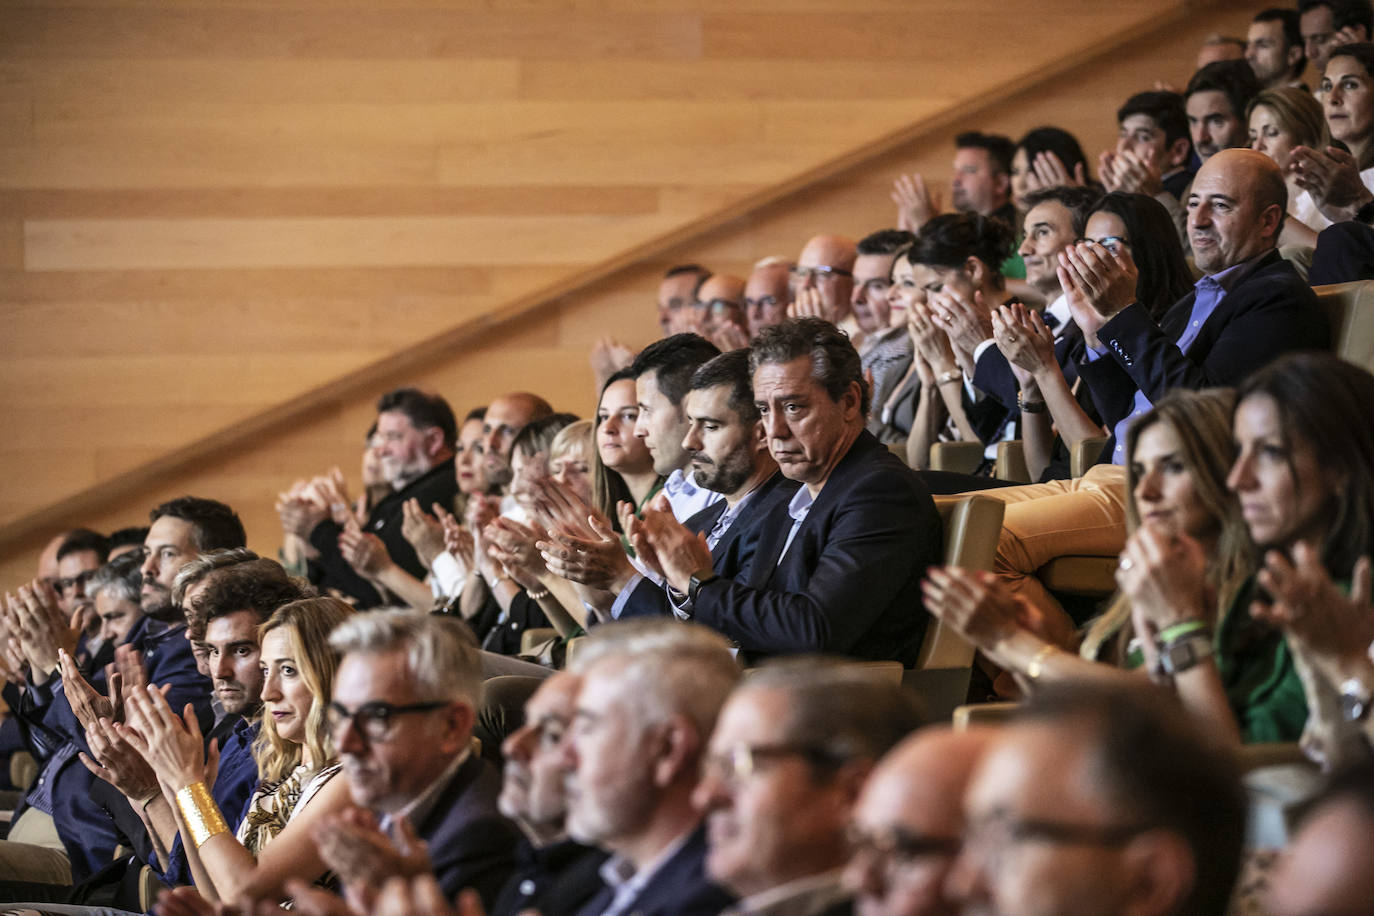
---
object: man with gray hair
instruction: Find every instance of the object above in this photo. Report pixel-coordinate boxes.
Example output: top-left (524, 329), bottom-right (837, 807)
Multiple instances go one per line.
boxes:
top-left (317, 610), bottom-right (518, 907)
top-left (560, 619), bottom-right (741, 915)
top-left (695, 659), bottom-right (925, 916)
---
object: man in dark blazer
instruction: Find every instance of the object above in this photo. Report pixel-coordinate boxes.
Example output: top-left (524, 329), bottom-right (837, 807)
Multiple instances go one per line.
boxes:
top-left (318, 611), bottom-right (519, 908)
top-left (611, 348), bottom-right (799, 620)
top-left (638, 318), bottom-right (942, 667)
top-left (1069, 148), bottom-right (1329, 465)
top-left (307, 387), bottom-right (460, 607)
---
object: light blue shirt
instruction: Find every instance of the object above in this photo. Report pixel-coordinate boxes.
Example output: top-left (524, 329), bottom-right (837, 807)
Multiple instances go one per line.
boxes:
top-left (777, 485), bottom-right (816, 565)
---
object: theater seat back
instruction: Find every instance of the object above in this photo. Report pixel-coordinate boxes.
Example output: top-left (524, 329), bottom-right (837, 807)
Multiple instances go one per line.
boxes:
top-left (918, 495), bottom-right (1005, 669)
top-left (1313, 280), bottom-right (1374, 371)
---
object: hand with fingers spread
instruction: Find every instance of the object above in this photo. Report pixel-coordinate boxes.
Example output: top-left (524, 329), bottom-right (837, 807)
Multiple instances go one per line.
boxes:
top-left (537, 515), bottom-right (635, 592)
top-left (590, 336), bottom-right (636, 389)
top-left (314, 470), bottom-right (360, 530)
top-left (530, 475), bottom-right (602, 541)
top-left (276, 490), bottom-right (328, 540)
top-left (636, 505), bottom-right (713, 594)
top-left (892, 173), bottom-right (941, 232)
top-left (58, 648), bottom-right (119, 731)
top-left (1058, 241), bottom-right (1139, 347)
top-left (618, 499), bottom-right (665, 582)
top-left (339, 529), bottom-right (392, 578)
top-left (992, 302), bottom-right (1057, 384)
top-left (787, 286), bottom-right (827, 321)
top-left (920, 567), bottom-right (1029, 651)
top-left (1025, 150), bottom-right (1087, 195)
top-left (0, 635), bottom-right (27, 686)
top-left (399, 499), bottom-right (446, 570)
top-left (709, 320), bottom-right (752, 352)
top-left (114, 642), bottom-right (150, 698)
top-left (1251, 545), bottom-right (1374, 664)
top-left (1290, 145), bottom-right (1374, 223)
top-left (906, 301), bottom-right (958, 374)
top-left (12, 581), bottom-right (78, 680)
top-left (928, 287), bottom-right (994, 360)
top-left (312, 810), bottom-right (433, 912)
top-left (1110, 147), bottom-right (1163, 197)
top-left (1098, 149), bottom-right (1123, 193)
top-left (463, 494), bottom-right (502, 542)
top-left (79, 714), bottom-right (160, 803)
top-left (119, 685), bottom-right (208, 792)
top-left (153, 886), bottom-right (230, 916)
top-left (1114, 527), bottom-right (1212, 630)
top-left (483, 517), bottom-right (548, 592)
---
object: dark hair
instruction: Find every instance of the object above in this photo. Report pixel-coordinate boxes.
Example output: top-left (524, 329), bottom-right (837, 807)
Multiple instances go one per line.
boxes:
top-left (1088, 193), bottom-right (1193, 320)
top-left (1020, 185), bottom-right (1103, 238)
top-left (629, 334), bottom-right (722, 408)
top-left (1014, 126), bottom-right (1091, 183)
top-left (149, 497), bottom-right (246, 552)
top-left (107, 526), bottom-right (149, 554)
top-left (57, 528), bottom-right (109, 564)
top-left (512, 412), bottom-right (579, 459)
top-left (1186, 60), bottom-right (1262, 123)
top-left (1294, 759), bottom-right (1374, 827)
top-left (376, 387), bottom-right (458, 450)
top-left (592, 368), bottom-right (648, 526)
top-left (193, 557), bottom-right (311, 631)
top-left (750, 317), bottom-right (868, 415)
top-left (904, 213), bottom-right (1015, 289)
top-left (1236, 353), bottom-right (1374, 576)
top-left (463, 406), bottom-right (486, 425)
top-left (1118, 90), bottom-right (1191, 147)
top-left (689, 349), bottom-right (759, 426)
top-left (1329, 0), bottom-right (1374, 37)
top-left (1020, 683), bottom-right (1246, 916)
top-left (955, 131), bottom-right (1016, 175)
top-left (664, 263), bottom-right (709, 279)
top-left (1327, 44), bottom-right (1374, 167)
top-left (856, 228), bottom-right (917, 257)
top-left (1255, 8), bottom-right (1307, 76)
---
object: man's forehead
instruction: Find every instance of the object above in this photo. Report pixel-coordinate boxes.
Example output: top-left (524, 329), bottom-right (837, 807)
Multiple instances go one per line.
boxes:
top-left (1187, 90), bottom-right (1233, 117)
top-left (335, 649), bottom-right (417, 702)
top-left (57, 550), bottom-right (100, 573)
top-left (528, 673), bottom-right (580, 719)
top-left (205, 608), bottom-right (262, 643)
top-left (1024, 201), bottom-right (1072, 232)
top-left (1120, 113), bottom-right (1161, 133)
top-left (486, 397), bottom-right (534, 428)
top-left (754, 356), bottom-right (816, 393)
top-left (687, 385), bottom-right (735, 418)
top-left (853, 252), bottom-right (896, 279)
top-left (146, 515), bottom-right (196, 551)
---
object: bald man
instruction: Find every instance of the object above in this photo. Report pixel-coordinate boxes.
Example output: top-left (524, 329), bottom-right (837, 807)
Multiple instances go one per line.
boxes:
top-left (744, 258), bottom-right (793, 334)
top-left (844, 728), bottom-right (996, 916)
top-left (693, 273), bottom-right (748, 340)
top-left (482, 391), bottom-right (555, 489)
top-left (793, 234), bottom-right (859, 341)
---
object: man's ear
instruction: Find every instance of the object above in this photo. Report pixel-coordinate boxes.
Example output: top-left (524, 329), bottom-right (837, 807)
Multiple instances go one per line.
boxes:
top-left (840, 380), bottom-right (863, 421)
top-left (439, 701), bottom-right (477, 755)
top-left (650, 715), bottom-right (702, 789)
top-left (1287, 43), bottom-right (1305, 72)
top-left (994, 171), bottom-right (1011, 196)
top-left (1118, 830), bottom-right (1195, 916)
top-left (1260, 202), bottom-right (1284, 244)
top-left (422, 425), bottom-right (446, 460)
top-left (965, 255), bottom-right (990, 290)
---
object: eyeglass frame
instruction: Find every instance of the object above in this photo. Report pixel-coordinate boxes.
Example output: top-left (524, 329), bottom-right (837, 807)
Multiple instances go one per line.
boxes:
top-left (846, 823), bottom-right (963, 867)
top-left (961, 809), bottom-right (1153, 872)
top-left (324, 700), bottom-right (451, 743)
top-left (1074, 236), bottom-right (1129, 254)
top-left (789, 265), bottom-right (854, 285)
top-left (702, 742), bottom-right (846, 786)
top-left (54, 569), bottom-right (98, 596)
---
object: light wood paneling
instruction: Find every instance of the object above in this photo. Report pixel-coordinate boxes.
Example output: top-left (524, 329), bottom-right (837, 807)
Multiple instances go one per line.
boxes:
top-left (1, 0), bottom-right (1262, 586)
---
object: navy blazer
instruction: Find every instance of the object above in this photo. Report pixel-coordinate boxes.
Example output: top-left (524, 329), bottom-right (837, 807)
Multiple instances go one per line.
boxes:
top-left (693, 431), bottom-right (942, 667)
top-left (490, 837), bottom-right (608, 916)
top-left (619, 471), bottom-right (800, 620)
top-left (1077, 250), bottom-right (1329, 460)
top-left (572, 822), bottom-right (734, 916)
top-left (416, 751), bottom-right (521, 907)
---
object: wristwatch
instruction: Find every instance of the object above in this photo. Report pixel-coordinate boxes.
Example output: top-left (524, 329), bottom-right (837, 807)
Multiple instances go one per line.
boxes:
top-left (1159, 632), bottom-right (1214, 677)
top-left (1340, 677), bottom-right (1372, 723)
top-left (688, 567), bottom-right (719, 604)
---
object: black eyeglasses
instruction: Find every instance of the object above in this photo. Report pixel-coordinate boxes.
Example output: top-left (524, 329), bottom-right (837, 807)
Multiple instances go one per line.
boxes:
top-left (55, 570), bottom-right (97, 596)
top-left (1075, 236), bottom-right (1129, 254)
top-left (324, 700), bottom-right (449, 742)
top-left (846, 824), bottom-right (962, 864)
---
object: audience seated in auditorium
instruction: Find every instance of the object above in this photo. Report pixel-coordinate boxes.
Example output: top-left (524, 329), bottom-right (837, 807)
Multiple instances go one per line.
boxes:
top-left (490, 671), bottom-right (607, 916)
top-left (696, 660), bottom-right (924, 916)
top-left (1247, 8), bottom-right (1309, 90)
top-left (561, 621), bottom-right (739, 915)
top-left (632, 318), bottom-right (941, 666)
top-left (948, 683), bottom-right (1245, 916)
top-left (744, 257), bottom-right (793, 335)
top-left (612, 348), bottom-right (795, 621)
top-left (893, 132), bottom-right (1017, 237)
top-left (844, 727), bottom-right (996, 916)
top-left (1101, 90), bottom-right (1195, 245)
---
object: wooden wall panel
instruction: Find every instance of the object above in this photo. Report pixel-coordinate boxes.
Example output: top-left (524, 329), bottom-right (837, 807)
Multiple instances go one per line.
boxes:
top-left (1, 0), bottom-right (1262, 586)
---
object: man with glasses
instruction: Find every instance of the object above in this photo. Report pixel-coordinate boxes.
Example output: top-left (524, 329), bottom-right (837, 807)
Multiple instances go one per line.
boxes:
top-left (694, 660), bottom-right (923, 916)
top-left (844, 726), bottom-right (996, 916)
top-left (744, 257), bottom-right (793, 335)
top-left (947, 682), bottom-right (1245, 915)
top-left (692, 273), bottom-right (748, 344)
top-left (560, 620), bottom-right (739, 916)
top-left (52, 529), bottom-right (108, 639)
top-left (318, 610), bottom-right (518, 907)
top-left (790, 234), bottom-right (857, 339)
top-left (657, 263), bottom-right (711, 336)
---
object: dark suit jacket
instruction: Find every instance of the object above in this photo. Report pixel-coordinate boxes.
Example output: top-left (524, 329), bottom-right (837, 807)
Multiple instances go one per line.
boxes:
top-left (694, 431), bottom-right (941, 667)
top-left (415, 751), bottom-right (521, 907)
top-left (573, 822), bottom-right (734, 916)
top-left (619, 471), bottom-right (800, 620)
top-left (490, 837), bottom-right (608, 916)
top-left (310, 457), bottom-right (458, 607)
top-left (1077, 249), bottom-right (1329, 461)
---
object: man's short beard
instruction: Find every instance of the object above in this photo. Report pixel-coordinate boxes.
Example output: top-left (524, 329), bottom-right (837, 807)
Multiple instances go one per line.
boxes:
top-left (141, 586), bottom-right (182, 624)
top-left (690, 450), bottom-right (754, 496)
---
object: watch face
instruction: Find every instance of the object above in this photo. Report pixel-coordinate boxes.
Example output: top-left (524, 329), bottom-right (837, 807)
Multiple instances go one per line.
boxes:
top-left (1340, 693), bottom-right (1367, 723)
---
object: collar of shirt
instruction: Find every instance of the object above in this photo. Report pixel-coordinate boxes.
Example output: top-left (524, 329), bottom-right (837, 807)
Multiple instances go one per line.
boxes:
top-left (722, 869), bottom-right (849, 916)
top-left (707, 484), bottom-right (760, 550)
top-left (1176, 253), bottom-right (1261, 356)
top-left (597, 826), bottom-right (697, 916)
top-left (379, 744), bottom-right (471, 836)
top-left (1044, 293), bottom-right (1071, 337)
top-left (777, 485), bottom-right (817, 565)
top-left (664, 468), bottom-right (723, 522)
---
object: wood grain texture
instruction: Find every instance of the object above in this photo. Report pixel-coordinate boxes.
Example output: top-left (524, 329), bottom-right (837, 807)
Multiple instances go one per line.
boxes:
top-left (0, 0), bottom-right (1257, 585)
